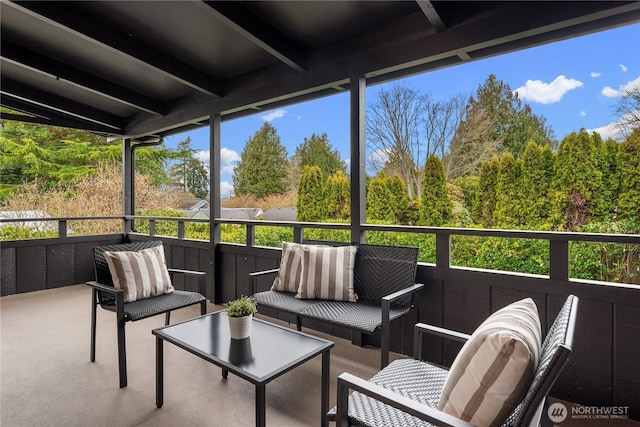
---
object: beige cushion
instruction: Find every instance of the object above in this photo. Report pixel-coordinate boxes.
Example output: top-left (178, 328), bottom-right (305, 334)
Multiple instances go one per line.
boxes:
top-left (296, 245), bottom-right (358, 302)
top-left (104, 245), bottom-right (174, 303)
top-left (271, 242), bottom-right (303, 293)
top-left (438, 298), bottom-right (542, 427)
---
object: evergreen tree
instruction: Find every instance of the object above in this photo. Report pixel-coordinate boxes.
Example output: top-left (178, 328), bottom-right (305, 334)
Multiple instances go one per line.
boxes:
top-left (549, 130), bottom-right (603, 229)
top-left (293, 133), bottom-right (345, 183)
top-left (233, 123), bottom-right (288, 199)
top-left (296, 166), bottom-right (324, 221)
top-left (477, 156), bottom-right (500, 227)
top-left (324, 170), bottom-right (350, 220)
top-left (387, 174), bottom-right (410, 223)
top-left (169, 137), bottom-right (208, 199)
top-left (460, 74), bottom-right (554, 159)
top-left (367, 172), bottom-right (395, 221)
top-left (452, 175), bottom-right (480, 224)
top-left (494, 152), bottom-right (524, 227)
top-left (0, 120), bottom-right (172, 200)
top-left (617, 129), bottom-right (640, 220)
top-left (597, 136), bottom-right (619, 219)
top-left (520, 142), bottom-right (553, 226)
top-left (420, 155), bottom-right (452, 226)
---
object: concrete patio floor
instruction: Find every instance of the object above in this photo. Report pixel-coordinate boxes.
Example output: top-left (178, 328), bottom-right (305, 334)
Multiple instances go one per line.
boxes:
top-left (2, 285), bottom-right (638, 426)
top-left (1, 285), bottom-right (384, 427)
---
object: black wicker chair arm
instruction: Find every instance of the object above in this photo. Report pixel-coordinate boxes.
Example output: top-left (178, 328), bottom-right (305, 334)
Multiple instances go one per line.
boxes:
top-left (167, 268), bottom-right (207, 297)
top-left (167, 268), bottom-right (205, 276)
top-left (413, 323), bottom-right (471, 360)
top-left (416, 323), bottom-right (471, 343)
top-left (335, 372), bottom-right (476, 427)
top-left (381, 283), bottom-right (424, 303)
top-left (248, 268), bottom-right (280, 294)
top-left (86, 280), bottom-right (124, 295)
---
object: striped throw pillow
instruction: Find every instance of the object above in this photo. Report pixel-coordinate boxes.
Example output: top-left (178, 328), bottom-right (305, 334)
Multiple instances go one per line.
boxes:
top-left (438, 298), bottom-right (542, 427)
top-left (271, 242), bottom-right (303, 293)
top-left (103, 245), bottom-right (174, 303)
top-left (296, 245), bottom-right (357, 302)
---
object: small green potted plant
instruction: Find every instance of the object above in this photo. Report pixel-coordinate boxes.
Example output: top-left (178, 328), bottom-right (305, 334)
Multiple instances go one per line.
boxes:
top-left (225, 296), bottom-right (257, 339)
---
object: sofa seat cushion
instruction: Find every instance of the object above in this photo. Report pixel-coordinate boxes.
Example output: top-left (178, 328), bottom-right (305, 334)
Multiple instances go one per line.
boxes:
top-left (100, 290), bottom-right (205, 321)
top-left (327, 359), bottom-right (448, 427)
top-left (301, 300), bottom-right (411, 333)
top-left (252, 290), bottom-right (322, 315)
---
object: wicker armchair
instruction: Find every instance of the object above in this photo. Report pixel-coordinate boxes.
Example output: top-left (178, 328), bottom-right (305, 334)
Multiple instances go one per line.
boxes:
top-left (331, 294), bottom-right (578, 427)
top-left (86, 240), bottom-right (207, 388)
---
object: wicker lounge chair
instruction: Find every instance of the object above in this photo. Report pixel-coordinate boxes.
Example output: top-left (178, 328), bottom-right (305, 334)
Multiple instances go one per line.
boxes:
top-left (330, 294), bottom-right (578, 427)
top-left (86, 240), bottom-right (207, 388)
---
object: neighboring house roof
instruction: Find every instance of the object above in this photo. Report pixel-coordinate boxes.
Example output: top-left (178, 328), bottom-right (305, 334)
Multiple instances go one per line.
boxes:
top-left (220, 208), bottom-right (263, 220)
top-left (263, 207), bottom-right (297, 221)
top-left (185, 209), bottom-right (210, 219)
top-left (179, 199), bottom-right (209, 210)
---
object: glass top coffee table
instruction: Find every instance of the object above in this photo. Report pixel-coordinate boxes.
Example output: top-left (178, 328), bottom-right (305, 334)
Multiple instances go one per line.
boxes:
top-left (152, 310), bottom-right (334, 427)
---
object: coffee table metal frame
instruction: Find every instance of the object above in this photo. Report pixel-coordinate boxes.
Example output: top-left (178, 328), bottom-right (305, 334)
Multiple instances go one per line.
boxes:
top-left (152, 310), bottom-right (334, 427)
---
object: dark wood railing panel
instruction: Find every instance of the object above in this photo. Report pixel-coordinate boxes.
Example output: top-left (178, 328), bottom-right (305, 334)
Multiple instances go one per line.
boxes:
top-left (1, 218), bottom-right (639, 419)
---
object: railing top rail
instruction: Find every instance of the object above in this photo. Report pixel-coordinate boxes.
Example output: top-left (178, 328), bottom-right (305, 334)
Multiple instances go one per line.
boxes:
top-left (1, 215), bottom-right (638, 244)
top-left (0, 216), bottom-right (120, 223)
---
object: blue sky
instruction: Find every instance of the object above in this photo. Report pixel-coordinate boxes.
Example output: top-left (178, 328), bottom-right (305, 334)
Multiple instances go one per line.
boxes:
top-left (164, 23), bottom-right (640, 198)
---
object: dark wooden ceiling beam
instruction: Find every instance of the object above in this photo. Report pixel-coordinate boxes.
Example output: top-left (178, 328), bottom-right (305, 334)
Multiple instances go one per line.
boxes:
top-left (416, 0), bottom-right (446, 32)
top-left (1, 40), bottom-right (167, 116)
top-left (0, 96), bottom-right (122, 134)
top-left (200, 1), bottom-right (307, 72)
top-left (8, 1), bottom-right (224, 96)
top-left (125, 1), bottom-right (640, 138)
top-left (1, 77), bottom-right (124, 130)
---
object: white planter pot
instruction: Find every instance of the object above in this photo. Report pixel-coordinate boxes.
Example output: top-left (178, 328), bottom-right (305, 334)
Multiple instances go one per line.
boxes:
top-left (228, 313), bottom-right (253, 340)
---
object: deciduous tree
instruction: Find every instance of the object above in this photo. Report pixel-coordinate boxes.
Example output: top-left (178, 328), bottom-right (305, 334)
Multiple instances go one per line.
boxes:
top-left (367, 83), bottom-right (422, 199)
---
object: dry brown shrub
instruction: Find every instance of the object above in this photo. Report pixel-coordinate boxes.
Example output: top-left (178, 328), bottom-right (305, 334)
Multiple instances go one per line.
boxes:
top-left (2, 166), bottom-right (180, 235)
top-left (221, 190), bottom-right (296, 211)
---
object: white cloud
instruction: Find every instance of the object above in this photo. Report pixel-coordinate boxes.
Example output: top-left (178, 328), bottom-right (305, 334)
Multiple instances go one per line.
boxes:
top-left (602, 86), bottom-right (620, 97)
top-left (261, 109), bottom-right (287, 122)
top-left (221, 147), bottom-right (240, 164)
top-left (590, 72), bottom-right (601, 78)
top-left (620, 64), bottom-right (628, 73)
top-left (195, 150), bottom-right (210, 166)
top-left (220, 181), bottom-right (234, 199)
top-left (221, 164), bottom-right (235, 175)
top-left (601, 76), bottom-right (640, 98)
top-left (588, 121), bottom-right (623, 141)
top-left (580, 111), bottom-right (586, 117)
top-left (514, 75), bottom-right (583, 104)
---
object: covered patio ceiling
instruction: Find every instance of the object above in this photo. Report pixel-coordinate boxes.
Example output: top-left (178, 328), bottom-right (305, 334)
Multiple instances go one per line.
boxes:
top-left (1, 1), bottom-right (639, 141)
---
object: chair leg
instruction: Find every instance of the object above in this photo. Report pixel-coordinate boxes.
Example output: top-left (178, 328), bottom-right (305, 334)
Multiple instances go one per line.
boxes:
top-left (90, 288), bottom-right (97, 362)
top-left (165, 312), bottom-right (171, 325)
top-left (296, 316), bottom-right (302, 331)
top-left (200, 300), bottom-right (207, 315)
top-left (117, 317), bottom-right (127, 388)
